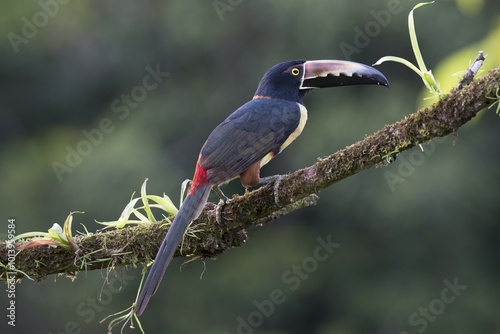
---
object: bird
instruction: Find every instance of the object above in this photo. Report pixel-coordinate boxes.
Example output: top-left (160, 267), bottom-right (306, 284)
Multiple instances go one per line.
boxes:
top-left (134, 59), bottom-right (388, 315)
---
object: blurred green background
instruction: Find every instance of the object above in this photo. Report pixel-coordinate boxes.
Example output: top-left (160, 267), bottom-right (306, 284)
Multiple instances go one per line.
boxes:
top-left (1, 1), bottom-right (499, 333)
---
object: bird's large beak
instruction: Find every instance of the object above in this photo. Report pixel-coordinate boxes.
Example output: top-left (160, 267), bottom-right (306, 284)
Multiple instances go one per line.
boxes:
top-left (300, 60), bottom-right (389, 90)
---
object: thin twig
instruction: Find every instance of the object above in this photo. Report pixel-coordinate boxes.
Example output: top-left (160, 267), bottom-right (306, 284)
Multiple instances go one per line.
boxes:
top-left (457, 51), bottom-right (485, 89)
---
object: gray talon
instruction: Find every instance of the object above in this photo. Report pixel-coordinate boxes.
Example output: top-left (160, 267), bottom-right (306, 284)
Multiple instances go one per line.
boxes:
top-left (272, 175), bottom-right (283, 207)
top-left (255, 174), bottom-right (283, 207)
top-left (215, 197), bottom-right (232, 227)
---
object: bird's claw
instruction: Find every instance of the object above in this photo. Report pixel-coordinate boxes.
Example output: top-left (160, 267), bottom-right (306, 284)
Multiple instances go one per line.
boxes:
top-left (215, 197), bottom-right (232, 227)
top-left (256, 174), bottom-right (283, 207)
top-left (272, 175), bottom-right (282, 207)
top-left (214, 185), bottom-right (231, 227)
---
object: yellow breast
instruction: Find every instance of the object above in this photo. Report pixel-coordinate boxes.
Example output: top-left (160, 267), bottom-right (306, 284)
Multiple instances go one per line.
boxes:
top-left (279, 103), bottom-right (308, 153)
top-left (260, 103), bottom-right (308, 168)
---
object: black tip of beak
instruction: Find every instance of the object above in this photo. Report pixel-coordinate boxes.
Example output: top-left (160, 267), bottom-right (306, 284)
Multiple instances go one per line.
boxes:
top-left (301, 60), bottom-right (389, 90)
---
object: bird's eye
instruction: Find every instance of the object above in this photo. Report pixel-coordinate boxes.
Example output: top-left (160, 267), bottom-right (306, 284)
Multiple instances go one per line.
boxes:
top-left (291, 68), bottom-right (300, 76)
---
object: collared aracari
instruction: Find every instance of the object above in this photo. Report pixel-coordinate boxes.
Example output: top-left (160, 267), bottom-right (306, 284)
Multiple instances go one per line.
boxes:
top-left (135, 59), bottom-right (388, 315)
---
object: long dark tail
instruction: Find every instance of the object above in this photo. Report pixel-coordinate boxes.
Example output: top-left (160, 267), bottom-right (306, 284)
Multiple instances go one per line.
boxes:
top-left (135, 183), bottom-right (212, 315)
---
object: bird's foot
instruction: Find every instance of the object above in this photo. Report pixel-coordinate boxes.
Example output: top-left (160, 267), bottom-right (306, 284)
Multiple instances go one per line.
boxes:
top-left (255, 174), bottom-right (283, 207)
top-left (214, 185), bottom-right (231, 227)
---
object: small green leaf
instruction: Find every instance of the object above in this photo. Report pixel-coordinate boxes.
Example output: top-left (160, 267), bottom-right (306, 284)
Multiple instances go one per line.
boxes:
top-left (15, 231), bottom-right (51, 240)
top-left (409, 2), bottom-right (434, 74)
top-left (63, 212), bottom-right (82, 251)
top-left (48, 223), bottom-right (67, 243)
top-left (97, 180), bottom-right (181, 229)
top-left (97, 198), bottom-right (142, 228)
top-left (374, 1), bottom-right (443, 98)
top-left (145, 194), bottom-right (178, 215)
top-left (374, 56), bottom-right (423, 76)
top-left (141, 178), bottom-right (156, 223)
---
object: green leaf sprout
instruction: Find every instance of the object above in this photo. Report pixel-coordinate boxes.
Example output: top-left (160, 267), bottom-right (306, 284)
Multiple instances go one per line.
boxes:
top-left (374, 2), bottom-right (443, 98)
top-left (97, 179), bottom-right (178, 228)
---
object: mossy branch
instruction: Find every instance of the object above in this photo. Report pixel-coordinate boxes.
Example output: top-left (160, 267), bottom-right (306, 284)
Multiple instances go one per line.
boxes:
top-left (1, 64), bottom-right (498, 282)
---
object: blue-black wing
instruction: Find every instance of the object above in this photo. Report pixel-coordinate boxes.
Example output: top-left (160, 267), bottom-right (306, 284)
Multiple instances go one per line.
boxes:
top-left (200, 98), bottom-right (301, 184)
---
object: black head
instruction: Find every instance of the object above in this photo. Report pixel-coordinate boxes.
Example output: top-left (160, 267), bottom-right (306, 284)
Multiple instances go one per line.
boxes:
top-left (254, 59), bottom-right (389, 104)
top-left (254, 60), bottom-right (307, 103)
